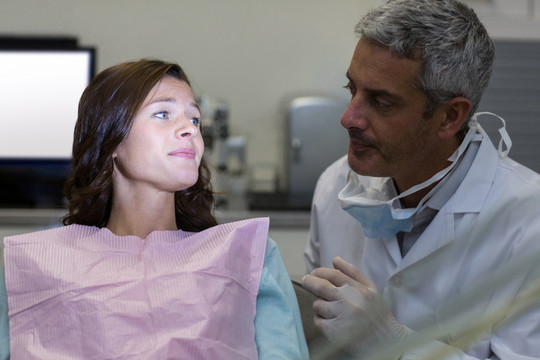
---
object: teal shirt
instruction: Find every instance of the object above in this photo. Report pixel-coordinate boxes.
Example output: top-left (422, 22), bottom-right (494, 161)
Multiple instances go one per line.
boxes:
top-left (0, 238), bottom-right (308, 360)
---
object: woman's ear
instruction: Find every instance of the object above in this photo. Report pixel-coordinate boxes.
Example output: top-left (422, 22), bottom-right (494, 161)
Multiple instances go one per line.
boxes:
top-left (437, 97), bottom-right (472, 139)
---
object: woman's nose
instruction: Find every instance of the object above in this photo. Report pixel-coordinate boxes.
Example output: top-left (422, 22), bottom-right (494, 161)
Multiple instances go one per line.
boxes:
top-left (176, 117), bottom-right (199, 138)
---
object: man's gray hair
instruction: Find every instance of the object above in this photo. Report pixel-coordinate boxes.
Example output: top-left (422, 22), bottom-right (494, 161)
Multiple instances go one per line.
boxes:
top-left (356, 0), bottom-right (495, 123)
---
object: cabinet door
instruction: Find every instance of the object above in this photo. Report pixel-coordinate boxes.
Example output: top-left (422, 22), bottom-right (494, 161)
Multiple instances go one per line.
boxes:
top-left (287, 96), bottom-right (349, 201)
top-left (478, 40), bottom-right (540, 173)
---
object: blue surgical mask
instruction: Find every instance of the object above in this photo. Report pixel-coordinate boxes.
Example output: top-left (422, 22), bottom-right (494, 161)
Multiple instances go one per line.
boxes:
top-left (337, 112), bottom-right (509, 239)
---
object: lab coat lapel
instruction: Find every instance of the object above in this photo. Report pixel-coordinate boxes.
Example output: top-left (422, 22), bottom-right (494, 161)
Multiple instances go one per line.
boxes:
top-left (383, 236), bottom-right (403, 266)
top-left (397, 205), bottom-right (455, 271)
top-left (361, 236), bottom-right (402, 291)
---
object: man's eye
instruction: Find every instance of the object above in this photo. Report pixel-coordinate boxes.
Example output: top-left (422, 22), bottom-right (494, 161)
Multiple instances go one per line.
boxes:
top-left (343, 84), bottom-right (355, 96)
top-left (371, 97), bottom-right (392, 110)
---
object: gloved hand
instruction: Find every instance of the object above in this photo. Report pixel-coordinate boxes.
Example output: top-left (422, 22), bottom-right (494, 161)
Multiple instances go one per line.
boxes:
top-left (301, 256), bottom-right (407, 354)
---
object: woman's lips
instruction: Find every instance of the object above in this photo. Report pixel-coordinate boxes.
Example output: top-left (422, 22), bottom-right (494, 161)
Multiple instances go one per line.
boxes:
top-left (168, 148), bottom-right (196, 159)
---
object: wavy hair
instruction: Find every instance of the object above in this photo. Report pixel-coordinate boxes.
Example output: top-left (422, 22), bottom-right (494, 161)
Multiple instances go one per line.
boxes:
top-left (63, 59), bottom-right (217, 232)
top-left (356, 0), bottom-right (495, 126)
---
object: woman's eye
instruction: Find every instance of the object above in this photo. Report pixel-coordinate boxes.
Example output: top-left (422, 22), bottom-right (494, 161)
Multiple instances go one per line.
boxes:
top-left (154, 111), bottom-right (169, 119)
top-left (190, 117), bottom-right (201, 127)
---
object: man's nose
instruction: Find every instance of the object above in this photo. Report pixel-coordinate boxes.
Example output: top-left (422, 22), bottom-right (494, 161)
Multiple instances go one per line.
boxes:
top-left (341, 98), bottom-right (369, 130)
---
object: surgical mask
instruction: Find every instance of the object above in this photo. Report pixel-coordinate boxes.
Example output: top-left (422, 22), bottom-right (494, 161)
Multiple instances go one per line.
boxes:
top-left (337, 112), bottom-right (510, 239)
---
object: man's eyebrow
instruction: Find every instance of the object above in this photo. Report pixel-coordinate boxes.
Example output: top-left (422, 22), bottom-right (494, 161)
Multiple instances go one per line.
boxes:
top-left (345, 71), bottom-right (402, 102)
top-left (367, 88), bottom-right (398, 99)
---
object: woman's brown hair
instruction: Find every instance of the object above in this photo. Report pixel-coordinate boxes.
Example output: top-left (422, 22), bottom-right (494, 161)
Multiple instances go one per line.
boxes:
top-left (62, 59), bottom-right (217, 231)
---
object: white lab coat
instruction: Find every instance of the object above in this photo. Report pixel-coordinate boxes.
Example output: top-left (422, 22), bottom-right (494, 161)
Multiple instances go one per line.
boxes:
top-left (304, 128), bottom-right (540, 359)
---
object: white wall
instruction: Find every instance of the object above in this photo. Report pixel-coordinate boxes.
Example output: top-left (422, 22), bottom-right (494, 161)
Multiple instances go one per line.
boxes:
top-left (0, 0), bottom-right (374, 187)
top-left (1, 1), bottom-right (539, 187)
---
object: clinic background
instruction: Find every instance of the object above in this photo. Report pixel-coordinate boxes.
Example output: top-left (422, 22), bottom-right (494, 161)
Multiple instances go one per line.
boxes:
top-left (1, 0), bottom-right (540, 280)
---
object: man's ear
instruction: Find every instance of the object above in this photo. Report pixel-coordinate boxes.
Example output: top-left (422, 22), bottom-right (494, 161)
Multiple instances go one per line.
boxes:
top-left (437, 97), bottom-right (472, 139)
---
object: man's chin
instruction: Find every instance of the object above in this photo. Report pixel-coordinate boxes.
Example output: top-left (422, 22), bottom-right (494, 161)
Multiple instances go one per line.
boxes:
top-left (347, 152), bottom-right (385, 177)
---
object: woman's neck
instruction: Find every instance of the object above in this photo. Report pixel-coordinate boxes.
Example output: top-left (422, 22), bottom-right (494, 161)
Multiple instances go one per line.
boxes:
top-left (106, 192), bottom-right (177, 238)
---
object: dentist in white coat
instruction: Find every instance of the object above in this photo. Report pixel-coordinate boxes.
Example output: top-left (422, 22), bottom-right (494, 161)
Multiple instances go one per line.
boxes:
top-left (302, 0), bottom-right (540, 359)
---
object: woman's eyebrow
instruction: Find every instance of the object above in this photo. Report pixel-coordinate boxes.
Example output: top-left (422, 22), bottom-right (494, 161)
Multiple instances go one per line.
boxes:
top-left (147, 97), bottom-right (176, 105)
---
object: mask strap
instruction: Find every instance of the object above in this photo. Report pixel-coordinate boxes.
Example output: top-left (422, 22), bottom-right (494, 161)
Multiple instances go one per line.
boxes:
top-left (472, 112), bottom-right (512, 158)
top-left (395, 123), bottom-right (478, 203)
top-left (388, 121), bottom-right (482, 220)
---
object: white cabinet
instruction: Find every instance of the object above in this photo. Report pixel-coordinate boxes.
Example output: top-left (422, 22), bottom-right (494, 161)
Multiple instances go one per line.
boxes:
top-left (376, 0), bottom-right (539, 19)
top-left (376, 0), bottom-right (540, 40)
top-left (463, 0), bottom-right (535, 18)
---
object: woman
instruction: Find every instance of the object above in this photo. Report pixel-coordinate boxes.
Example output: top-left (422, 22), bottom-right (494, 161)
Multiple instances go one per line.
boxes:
top-left (0, 59), bottom-right (308, 359)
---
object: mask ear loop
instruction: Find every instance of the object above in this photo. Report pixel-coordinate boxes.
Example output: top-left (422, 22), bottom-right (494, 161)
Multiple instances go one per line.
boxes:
top-left (472, 112), bottom-right (512, 158)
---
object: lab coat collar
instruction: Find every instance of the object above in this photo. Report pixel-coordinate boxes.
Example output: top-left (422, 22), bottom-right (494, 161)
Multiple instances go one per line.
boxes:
top-left (449, 126), bottom-right (499, 213)
top-left (394, 129), bottom-right (499, 271)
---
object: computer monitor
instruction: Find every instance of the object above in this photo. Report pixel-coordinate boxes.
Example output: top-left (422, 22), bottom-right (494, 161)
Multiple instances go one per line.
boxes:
top-left (0, 45), bottom-right (95, 208)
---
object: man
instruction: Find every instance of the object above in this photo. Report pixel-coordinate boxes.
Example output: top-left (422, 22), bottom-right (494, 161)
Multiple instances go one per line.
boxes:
top-left (302, 0), bottom-right (540, 359)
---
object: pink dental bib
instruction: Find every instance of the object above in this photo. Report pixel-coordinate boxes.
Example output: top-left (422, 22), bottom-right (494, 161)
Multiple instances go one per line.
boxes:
top-left (4, 218), bottom-right (269, 359)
